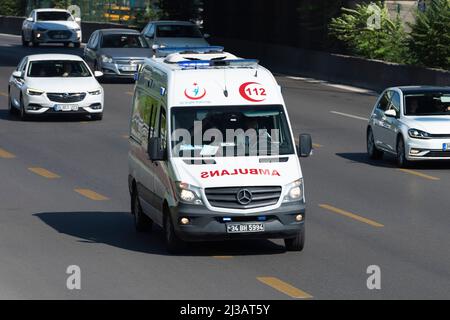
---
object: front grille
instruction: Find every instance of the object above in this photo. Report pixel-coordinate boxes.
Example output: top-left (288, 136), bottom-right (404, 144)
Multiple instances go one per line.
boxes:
top-left (114, 59), bottom-right (144, 65)
top-left (47, 92), bottom-right (86, 103)
top-left (205, 186), bottom-right (282, 209)
top-left (47, 30), bottom-right (72, 39)
top-left (424, 151), bottom-right (450, 157)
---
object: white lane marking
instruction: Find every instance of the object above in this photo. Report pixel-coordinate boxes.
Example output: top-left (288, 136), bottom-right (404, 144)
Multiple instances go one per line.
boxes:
top-left (0, 33), bottom-right (21, 38)
top-left (286, 76), bottom-right (376, 95)
top-left (330, 111), bottom-right (368, 121)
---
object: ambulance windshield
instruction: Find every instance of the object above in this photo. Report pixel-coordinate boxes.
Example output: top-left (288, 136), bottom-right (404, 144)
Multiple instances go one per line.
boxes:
top-left (171, 105), bottom-right (295, 157)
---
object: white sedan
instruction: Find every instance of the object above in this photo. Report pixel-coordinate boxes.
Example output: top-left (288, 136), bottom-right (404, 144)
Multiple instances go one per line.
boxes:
top-left (367, 86), bottom-right (450, 167)
top-left (8, 54), bottom-right (104, 121)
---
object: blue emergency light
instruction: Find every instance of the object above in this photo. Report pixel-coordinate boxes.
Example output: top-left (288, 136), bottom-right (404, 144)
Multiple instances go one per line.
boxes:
top-left (158, 46), bottom-right (225, 55)
top-left (177, 59), bottom-right (259, 69)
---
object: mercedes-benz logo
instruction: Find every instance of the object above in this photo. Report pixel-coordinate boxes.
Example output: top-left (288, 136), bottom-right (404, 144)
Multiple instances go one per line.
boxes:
top-left (236, 189), bottom-right (252, 205)
top-left (63, 93), bottom-right (69, 98)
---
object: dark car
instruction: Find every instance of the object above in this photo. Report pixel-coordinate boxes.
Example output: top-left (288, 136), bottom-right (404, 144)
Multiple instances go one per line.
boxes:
top-left (84, 29), bottom-right (151, 79)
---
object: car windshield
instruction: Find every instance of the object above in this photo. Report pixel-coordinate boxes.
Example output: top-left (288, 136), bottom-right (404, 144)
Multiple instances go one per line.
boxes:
top-left (36, 11), bottom-right (73, 21)
top-left (404, 92), bottom-right (450, 116)
top-left (101, 34), bottom-right (149, 48)
top-left (171, 105), bottom-right (295, 157)
top-left (27, 60), bottom-right (91, 78)
top-left (156, 25), bottom-right (203, 38)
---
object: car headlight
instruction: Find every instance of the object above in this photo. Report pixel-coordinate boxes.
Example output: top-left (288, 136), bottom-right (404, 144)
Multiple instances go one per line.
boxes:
top-left (26, 88), bottom-right (44, 96)
top-left (88, 89), bottom-right (102, 95)
top-left (101, 55), bottom-right (113, 63)
top-left (283, 179), bottom-right (304, 202)
top-left (176, 182), bottom-right (203, 205)
top-left (408, 129), bottom-right (431, 139)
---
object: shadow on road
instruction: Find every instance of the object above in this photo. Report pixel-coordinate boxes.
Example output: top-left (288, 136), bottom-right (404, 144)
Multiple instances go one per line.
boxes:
top-left (0, 108), bottom-right (95, 122)
top-left (34, 211), bottom-right (286, 256)
top-left (337, 152), bottom-right (450, 170)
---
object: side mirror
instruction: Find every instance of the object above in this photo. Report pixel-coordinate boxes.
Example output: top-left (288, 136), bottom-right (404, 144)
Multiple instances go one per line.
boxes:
top-left (148, 137), bottom-right (166, 161)
top-left (75, 17), bottom-right (81, 24)
top-left (12, 71), bottom-right (23, 79)
top-left (94, 71), bottom-right (103, 77)
top-left (26, 17), bottom-right (33, 22)
top-left (151, 44), bottom-right (159, 50)
top-left (384, 109), bottom-right (397, 118)
top-left (298, 134), bottom-right (312, 157)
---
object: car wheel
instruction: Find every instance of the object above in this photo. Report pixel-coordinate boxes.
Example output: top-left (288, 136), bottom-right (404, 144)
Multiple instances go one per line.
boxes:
top-left (7, 90), bottom-right (17, 115)
top-left (284, 225), bottom-right (305, 252)
top-left (164, 209), bottom-right (185, 254)
top-left (91, 113), bottom-right (103, 121)
top-left (367, 128), bottom-right (383, 160)
top-left (131, 188), bottom-right (153, 232)
top-left (21, 32), bottom-right (27, 47)
top-left (396, 136), bottom-right (410, 168)
top-left (19, 94), bottom-right (28, 121)
top-left (31, 33), bottom-right (39, 47)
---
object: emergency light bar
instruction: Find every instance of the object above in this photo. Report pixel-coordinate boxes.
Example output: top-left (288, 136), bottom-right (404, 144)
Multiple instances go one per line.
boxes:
top-left (177, 59), bottom-right (259, 69)
top-left (157, 46), bottom-right (225, 55)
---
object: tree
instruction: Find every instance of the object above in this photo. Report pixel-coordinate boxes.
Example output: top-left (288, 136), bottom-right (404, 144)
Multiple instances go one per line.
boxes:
top-left (408, 0), bottom-right (450, 69)
top-left (329, 1), bottom-right (409, 63)
top-left (0, 0), bottom-right (27, 16)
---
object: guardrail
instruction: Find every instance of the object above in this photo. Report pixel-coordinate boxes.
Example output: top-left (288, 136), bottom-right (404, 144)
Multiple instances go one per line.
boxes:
top-left (0, 15), bottom-right (136, 43)
top-left (211, 37), bottom-right (450, 92)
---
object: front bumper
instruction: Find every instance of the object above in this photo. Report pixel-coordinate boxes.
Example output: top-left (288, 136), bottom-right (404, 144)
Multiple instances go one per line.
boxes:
top-left (23, 92), bottom-right (103, 115)
top-left (170, 201), bottom-right (305, 241)
top-left (406, 137), bottom-right (450, 160)
top-left (99, 61), bottom-right (143, 78)
top-left (33, 29), bottom-right (81, 43)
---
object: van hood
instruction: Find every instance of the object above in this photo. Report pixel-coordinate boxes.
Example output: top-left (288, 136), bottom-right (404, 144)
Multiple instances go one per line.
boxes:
top-left (34, 21), bottom-right (79, 31)
top-left (407, 116), bottom-right (450, 134)
top-left (26, 77), bottom-right (100, 93)
top-left (171, 155), bottom-right (302, 189)
top-left (156, 37), bottom-right (209, 48)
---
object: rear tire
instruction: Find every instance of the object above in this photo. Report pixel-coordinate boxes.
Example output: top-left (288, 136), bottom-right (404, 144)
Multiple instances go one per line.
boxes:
top-left (284, 225), bottom-right (305, 252)
top-left (131, 188), bottom-right (153, 232)
top-left (164, 209), bottom-right (185, 254)
top-left (367, 128), bottom-right (383, 160)
top-left (396, 136), bottom-right (410, 168)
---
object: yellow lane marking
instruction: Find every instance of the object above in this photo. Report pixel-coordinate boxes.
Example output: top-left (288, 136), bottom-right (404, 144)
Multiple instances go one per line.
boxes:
top-left (212, 256), bottom-right (233, 259)
top-left (125, 91), bottom-right (134, 96)
top-left (122, 134), bottom-right (129, 139)
top-left (257, 277), bottom-right (313, 299)
top-left (0, 148), bottom-right (15, 159)
top-left (313, 143), bottom-right (323, 148)
top-left (319, 204), bottom-right (384, 228)
top-left (28, 167), bottom-right (60, 179)
top-left (74, 189), bottom-right (109, 201)
top-left (398, 169), bottom-right (440, 181)
top-left (0, 91), bottom-right (7, 97)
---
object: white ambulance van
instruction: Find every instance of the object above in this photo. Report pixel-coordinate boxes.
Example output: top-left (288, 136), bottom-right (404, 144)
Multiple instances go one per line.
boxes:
top-left (128, 48), bottom-right (312, 253)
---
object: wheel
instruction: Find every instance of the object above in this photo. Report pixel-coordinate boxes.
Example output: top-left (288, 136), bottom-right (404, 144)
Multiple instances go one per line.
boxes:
top-left (284, 225), bottom-right (305, 251)
top-left (31, 33), bottom-right (39, 47)
top-left (164, 209), bottom-right (185, 254)
top-left (367, 127), bottom-right (383, 160)
top-left (7, 91), bottom-right (17, 115)
top-left (91, 113), bottom-right (103, 121)
top-left (131, 188), bottom-right (153, 232)
top-left (19, 94), bottom-right (28, 121)
top-left (396, 136), bottom-right (410, 168)
top-left (21, 32), bottom-right (27, 47)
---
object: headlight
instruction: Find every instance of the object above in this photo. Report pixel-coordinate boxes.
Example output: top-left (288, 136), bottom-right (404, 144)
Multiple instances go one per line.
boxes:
top-left (176, 182), bottom-right (203, 205)
top-left (88, 89), bottom-right (102, 95)
top-left (101, 55), bottom-right (113, 63)
top-left (283, 179), bottom-right (304, 202)
top-left (26, 88), bottom-right (44, 96)
top-left (408, 129), bottom-right (430, 139)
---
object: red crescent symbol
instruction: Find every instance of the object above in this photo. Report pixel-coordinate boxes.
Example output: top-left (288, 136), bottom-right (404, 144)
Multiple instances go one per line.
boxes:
top-left (184, 88), bottom-right (206, 100)
top-left (239, 82), bottom-right (266, 102)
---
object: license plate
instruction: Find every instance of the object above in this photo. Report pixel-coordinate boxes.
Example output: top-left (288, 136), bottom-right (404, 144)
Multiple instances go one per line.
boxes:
top-left (54, 104), bottom-right (79, 111)
top-left (226, 223), bottom-right (265, 233)
top-left (120, 65), bottom-right (137, 71)
top-left (443, 143), bottom-right (450, 151)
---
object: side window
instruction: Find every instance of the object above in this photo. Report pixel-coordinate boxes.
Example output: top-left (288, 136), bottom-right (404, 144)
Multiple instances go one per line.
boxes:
top-left (130, 89), bottom-right (142, 143)
top-left (388, 91), bottom-right (401, 115)
top-left (159, 108), bottom-right (167, 149)
top-left (147, 24), bottom-right (155, 38)
top-left (377, 91), bottom-right (392, 111)
top-left (91, 33), bottom-right (99, 49)
top-left (149, 104), bottom-right (158, 139)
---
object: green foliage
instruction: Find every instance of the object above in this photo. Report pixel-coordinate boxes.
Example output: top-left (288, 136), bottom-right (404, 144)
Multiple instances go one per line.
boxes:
top-left (329, 2), bottom-right (409, 63)
top-left (408, 0), bottom-right (450, 69)
top-left (0, 0), bottom-right (27, 16)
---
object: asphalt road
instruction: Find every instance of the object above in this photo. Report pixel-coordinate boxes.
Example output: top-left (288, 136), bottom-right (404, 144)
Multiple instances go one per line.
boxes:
top-left (0, 33), bottom-right (449, 299)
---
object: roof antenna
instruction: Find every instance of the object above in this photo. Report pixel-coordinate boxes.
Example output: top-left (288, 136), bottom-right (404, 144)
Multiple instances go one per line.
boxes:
top-left (254, 68), bottom-right (258, 77)
top-left (223, 68), bottom-right (228, 97)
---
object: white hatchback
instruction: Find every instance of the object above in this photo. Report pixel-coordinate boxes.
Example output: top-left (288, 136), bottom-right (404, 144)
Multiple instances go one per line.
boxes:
top-left (367, 86), bottom-right (450, 167)
top-left (8, 54), bottom-right (104, 121)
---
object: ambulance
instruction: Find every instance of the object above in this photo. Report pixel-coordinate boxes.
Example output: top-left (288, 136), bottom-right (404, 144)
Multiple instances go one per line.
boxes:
top-left (127, 47), bottom-right (312, 253)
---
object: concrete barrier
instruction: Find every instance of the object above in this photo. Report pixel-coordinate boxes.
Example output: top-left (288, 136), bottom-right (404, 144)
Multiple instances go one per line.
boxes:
top-left (211, 37), bottom-right (450, 92)
top-left (0, 15), bottom-right (137, 43)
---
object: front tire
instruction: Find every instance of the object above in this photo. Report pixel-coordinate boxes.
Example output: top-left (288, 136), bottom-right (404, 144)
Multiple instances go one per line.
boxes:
top-left (164, 209), bottom-right (185, 254)
top-left (396, 136), bottom-right (410, 168)
top-left (284, 225), bottom-right (305, 252)
top-left (19, 94), bottom-right (28, 121)
top-left (131, 188), bottom-right (153, 232)
top-left (21, 32), bottom-right (27, 47)
top-left (31, 33), bottom-right (39, 47)
top-left (367, 127), bottom-right (383, 160)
